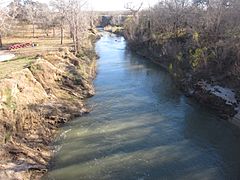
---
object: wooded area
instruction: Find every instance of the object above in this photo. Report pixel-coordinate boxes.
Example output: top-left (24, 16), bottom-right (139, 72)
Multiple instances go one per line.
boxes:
top-left (124, 0), bottom-right (240, 90)
top-left (0, 0), bottom-right (95, 53)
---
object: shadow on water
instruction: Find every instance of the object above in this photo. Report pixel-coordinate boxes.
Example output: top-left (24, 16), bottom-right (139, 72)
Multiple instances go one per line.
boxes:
top-left (45, 33), bottom-right (240, 180)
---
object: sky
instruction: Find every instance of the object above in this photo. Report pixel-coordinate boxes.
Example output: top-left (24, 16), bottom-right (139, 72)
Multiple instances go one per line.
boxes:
top-left (36, 0), bottom-right (160, 11)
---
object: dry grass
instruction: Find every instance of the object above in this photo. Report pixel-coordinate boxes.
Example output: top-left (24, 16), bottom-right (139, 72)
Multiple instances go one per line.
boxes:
top-left (3, 37), bottom-right (73, 56)
top-left (0, 24), bottom-right (74, 79)
top-left (2, 23), bottom-right (73, 55)
top-left (0, 57), bottom-right (35, 79)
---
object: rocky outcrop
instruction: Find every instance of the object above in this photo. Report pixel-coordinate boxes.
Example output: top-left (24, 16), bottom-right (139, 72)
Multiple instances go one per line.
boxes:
top-left (193, 81), bottom-right (238, 118)
top-left (0, 45), bottom-right (97, 179)
top-left (104, 25), bottom-right (124, 36)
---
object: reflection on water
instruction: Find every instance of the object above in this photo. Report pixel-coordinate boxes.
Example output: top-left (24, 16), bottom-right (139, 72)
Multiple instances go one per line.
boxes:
top-left (45, 33), bottom-right (240, 180)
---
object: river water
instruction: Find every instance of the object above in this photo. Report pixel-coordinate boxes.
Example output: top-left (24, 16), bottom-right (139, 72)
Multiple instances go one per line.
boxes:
top-left (46, 33), bottom-right (240, 180)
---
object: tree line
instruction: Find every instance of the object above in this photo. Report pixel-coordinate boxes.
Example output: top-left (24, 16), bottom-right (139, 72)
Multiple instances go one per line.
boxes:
top-left (124, 0), bottom-right (240, 85)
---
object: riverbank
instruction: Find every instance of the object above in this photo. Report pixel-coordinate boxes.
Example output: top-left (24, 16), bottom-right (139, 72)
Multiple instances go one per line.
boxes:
top-left (104, 25), bottom-right (124, 36)
top-left (125, 39), bottom-right (239, 121)
top-left (123, 2), bottom-right (240, 123)
top-left (0, 33), bottom-right (99, 179)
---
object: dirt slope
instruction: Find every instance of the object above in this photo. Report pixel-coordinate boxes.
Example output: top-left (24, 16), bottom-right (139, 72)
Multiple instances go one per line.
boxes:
top-left (0, 46), bottom-right (97, 179)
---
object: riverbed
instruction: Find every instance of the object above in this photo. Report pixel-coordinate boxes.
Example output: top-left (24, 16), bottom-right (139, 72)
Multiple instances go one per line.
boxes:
top-left (45, 33), bottom-right (240, 180)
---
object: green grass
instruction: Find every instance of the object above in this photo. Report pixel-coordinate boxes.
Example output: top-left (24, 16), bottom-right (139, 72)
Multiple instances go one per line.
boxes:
top-left (4, 131), bottom-right (12, 143)
top-left (0, 57), bottom-right (35, 79)
top-left (4, 88), bottom-right (15, 109)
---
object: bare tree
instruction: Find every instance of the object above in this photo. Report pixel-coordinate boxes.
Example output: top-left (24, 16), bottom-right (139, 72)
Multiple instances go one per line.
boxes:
top-left (124, 1), bottom-right (143, 22)
top-left (50, 0), bottom-right (68, 44)
top-left (67, 0), bottom-right (90, 53)
top-left (0, 7), bottom-right (7, 47)
top-left (124, 0), bottom-right (240, 78)
top-left (37, 3), bottom-right (52, 37)
top-left (24, 0), bottom-right (39, 38)
top-left (0, 1), bottom-right (18, 47)
top-left (124, 2), bottom-right (143, 41)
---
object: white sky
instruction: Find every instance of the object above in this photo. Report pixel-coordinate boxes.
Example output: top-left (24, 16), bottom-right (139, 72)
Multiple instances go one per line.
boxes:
top-left (36, 0), bottom-right (159, 11)
top-left (88, 0), bottom-right (159, 11)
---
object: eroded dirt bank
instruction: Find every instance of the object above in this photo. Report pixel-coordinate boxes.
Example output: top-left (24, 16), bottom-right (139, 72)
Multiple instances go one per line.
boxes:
top-left (0, 35), bottom-right (98, 179)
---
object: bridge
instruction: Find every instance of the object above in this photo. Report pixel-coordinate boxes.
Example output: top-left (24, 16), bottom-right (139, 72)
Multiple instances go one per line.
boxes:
top-left (95, 11), bottom-right (131, 27)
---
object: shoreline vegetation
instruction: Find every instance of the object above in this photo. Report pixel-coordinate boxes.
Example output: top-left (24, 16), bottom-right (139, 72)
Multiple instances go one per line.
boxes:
top-left (122, 0), bottom-right (240, 123)
top-left (107, 21), bottom-right (240, 124)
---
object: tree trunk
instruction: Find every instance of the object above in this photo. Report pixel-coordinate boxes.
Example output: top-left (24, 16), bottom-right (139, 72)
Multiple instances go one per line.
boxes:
top-left (32, 22), bottom-right (35, 38)
top-left (75, 26), bottom-right (79, 54)
top-left (70, 28), bottom-right (73, 39)
top-left (76, 18), bottom-right (79, 54)
top-left (73, 33), bottom-right (77, 53)
top-left (73, 33), bottom-right (76, 49)
top-left (0, 33), bottom-right (2, 48)
top-left (60, 25), bottom-right (63, 45)
top-left (72, 18), bottom-right (77, 52)
top-left (53, 27), bottom-right (55, 38)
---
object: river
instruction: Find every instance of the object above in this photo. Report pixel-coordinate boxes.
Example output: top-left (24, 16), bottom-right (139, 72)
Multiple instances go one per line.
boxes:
top-left (45, 33), bottom-right (240, 180)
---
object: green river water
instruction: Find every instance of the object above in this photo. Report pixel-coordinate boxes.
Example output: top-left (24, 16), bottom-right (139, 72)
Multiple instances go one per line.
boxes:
top-left (45, 33), bottom-right (240, 180)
